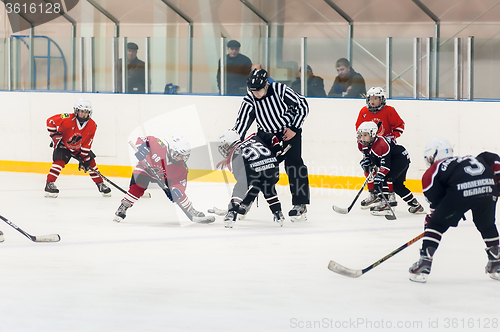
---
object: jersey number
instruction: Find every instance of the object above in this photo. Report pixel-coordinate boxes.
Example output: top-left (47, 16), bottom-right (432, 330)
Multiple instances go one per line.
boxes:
top-left (241, 142), bottom-right (271, 161)
top-left (458, 156), bottom-right (485, 176)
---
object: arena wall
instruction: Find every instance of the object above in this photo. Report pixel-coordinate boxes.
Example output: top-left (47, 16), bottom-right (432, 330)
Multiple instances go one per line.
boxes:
top-left (0, 91), bottom-right (498, 193)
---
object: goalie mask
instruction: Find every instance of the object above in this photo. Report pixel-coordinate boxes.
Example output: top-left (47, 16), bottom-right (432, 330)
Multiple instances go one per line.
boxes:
top-left (366, 87), bottom-right (386, 113)
top-left (218, 129), bottom-right (241, 158)
top-left (73, 98), bottom-right (93, 124)
top-left (357, 121), bottom-right (378, 146)
top-left (424, 137), bottom-right (453, 167)
top-left (167, 136), bottom-right (191, 164)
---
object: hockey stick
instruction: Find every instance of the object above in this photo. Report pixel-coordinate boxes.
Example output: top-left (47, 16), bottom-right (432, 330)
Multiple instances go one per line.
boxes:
top-left (376, 187), bottom-right (397, 220)
top-left (327, 232), bottom-right (424, 278)
top-left (88, 166), bottom-right (152, 198)
top-left (332, 170), bottom-right (374, 214)
top-left (128, 141), bottom-right (214, 224)
top-left (0, 214), bottom-right (60, 242)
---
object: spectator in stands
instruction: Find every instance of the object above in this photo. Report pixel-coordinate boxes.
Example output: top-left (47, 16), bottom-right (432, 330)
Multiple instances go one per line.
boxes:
top-left (217, 40), bottom-right (252, 95)
top-left (290, 65), bottom-right (327, 97)
top-left (328, 58), bottom-right (366, 98)
top-left (117, 42), bottom-right (146, 94)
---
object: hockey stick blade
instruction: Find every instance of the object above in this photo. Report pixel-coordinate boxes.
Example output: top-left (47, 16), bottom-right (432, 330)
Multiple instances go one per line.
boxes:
top-left (332, 205), bottom-right (349, 214)
top-left (0, 214), bottom-right (60, 243)
top-left (328, 260), bottom-right (362, 278)
top-left (327, 232), bottom-right (424, 278)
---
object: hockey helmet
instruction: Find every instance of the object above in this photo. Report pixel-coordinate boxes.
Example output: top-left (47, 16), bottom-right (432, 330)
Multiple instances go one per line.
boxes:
top-left (167, 136), bottom-right (191, 164)
top-left (366, 87), bottom-right (386, 113)
top-left (73, 98), bottom-right (93, 122)
top-left (218, 129), bottom-right (241, 158)
top-left (247, 69), bottom-right (268, 91)
top-left (424, 137), bottom-right (454, 167)
top-left (357, 121), bottom-right (378, 146)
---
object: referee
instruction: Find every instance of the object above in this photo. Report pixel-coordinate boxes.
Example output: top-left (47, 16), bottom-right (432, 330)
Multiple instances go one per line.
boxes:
top-left (233, 68), bottom-right (310, 221)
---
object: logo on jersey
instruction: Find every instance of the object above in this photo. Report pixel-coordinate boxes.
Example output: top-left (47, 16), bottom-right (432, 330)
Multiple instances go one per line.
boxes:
top-left (61, 113), bottom-right (70, 119)
top-left (157, 139), bottom-right (166, 148)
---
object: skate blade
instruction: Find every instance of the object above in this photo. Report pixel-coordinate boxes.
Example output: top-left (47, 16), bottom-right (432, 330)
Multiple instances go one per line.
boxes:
top-left (291, 214), bottom-right (307, 222)
top-left (101, 192), bottom-right (112, 197)
top-left (488, 272), bottom-right (500, 281)
top-left (44, 192), bottom-right (58, 198)
top-left (409, 273), bottom-right (428, 283)
top-left (113, 215), bottom-right (124, 222)
top-left (224, 221), bottom-right (234, 228)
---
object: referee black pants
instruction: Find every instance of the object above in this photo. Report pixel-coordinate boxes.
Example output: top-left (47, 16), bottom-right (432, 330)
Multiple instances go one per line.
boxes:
top-left (258, 130), bottom-right (310, 205)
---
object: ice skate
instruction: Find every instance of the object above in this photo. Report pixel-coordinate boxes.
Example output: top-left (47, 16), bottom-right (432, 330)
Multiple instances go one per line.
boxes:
top-left (408, 198), bottom-right (426, 214)
top-left (224, 211), bottom-right (237, 228)
top-left (44, 182), bottom-right (59, 198)
top-left (485, 245), bottom-right (500, 281)
top-left (360, 190), bottom-right (379, 209)
top-left (96, 182), bottom-right (111, 197)
top-left (388, 191), bottom-right (398, 207)
top-left (409, 247), bottom-right (435, 283)
top-left (289, 204), bottom-right (307, 222)
top-left (370, 202), bottom-right (392, 216)
top-left (273, 210), bottom-right (284, 227)
top-left (188, 206), bottom-right (215, 223)
top-left (113, 200), bottom-right (131, 222)
top-left (238, 201), bottom-right (253, 220)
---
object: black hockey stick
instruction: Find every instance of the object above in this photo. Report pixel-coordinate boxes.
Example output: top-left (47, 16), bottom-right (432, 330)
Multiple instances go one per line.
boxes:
top-left (0, 214), bottom-right (60, 242)
top-left (332, 170), bottom-right (374, 214)
top-left (327, 232), bottom-right (424, 278)
top-left (128, 141), bottom-right (214, 224)
top-left (376, 187), bottom-right (397, 220)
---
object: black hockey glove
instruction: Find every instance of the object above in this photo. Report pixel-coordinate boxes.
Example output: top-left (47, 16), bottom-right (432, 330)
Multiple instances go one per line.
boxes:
top-left (360, 157), bottom-right (372, 174)
top-left (373, 173), bottom-right (385, 194)
top-left (78, 158), bottom-right (91, 173)
top-left (134, 142), bottom-right (150, 161)
top-left (49, 131), bottom-right (63, 148)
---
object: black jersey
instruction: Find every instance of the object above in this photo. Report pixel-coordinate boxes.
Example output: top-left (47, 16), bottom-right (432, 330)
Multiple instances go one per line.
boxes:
top-left (422, 155), bottom-right (499, 209)
top-left (361, 136), bottom-right (409, 178)
top-left (233, 82), bottom-right (309, 137)
top-left (230, 134), bottom-right (279, 178)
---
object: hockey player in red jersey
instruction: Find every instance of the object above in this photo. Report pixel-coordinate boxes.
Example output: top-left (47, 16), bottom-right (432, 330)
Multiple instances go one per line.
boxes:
top-left (113, 135), bottom-right (209, 223)
top-left (355, 87), bottom-right (405, 210)
top-left (216, 130), bottom-right (285, 228)
top-left (409, 138), bottom-right (500, 282)
top-left (357, 121), bottom-right (424, 216)
top-left (45, 99), bottom-right (111, 198)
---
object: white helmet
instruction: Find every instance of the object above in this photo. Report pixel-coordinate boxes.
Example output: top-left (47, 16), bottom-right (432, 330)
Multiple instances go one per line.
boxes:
top-left (218, 129), bottom-right (241, 158)
top-left (424, 137), bottom-right (453, 167)
top-left (167, 136), bottom-right (191, 163)
top-left (366, 87), bottom-right (386, 113)
top-left (73, 98), bottom-right (93, 122)
top-left (357, 121), bottom-right (378, 146)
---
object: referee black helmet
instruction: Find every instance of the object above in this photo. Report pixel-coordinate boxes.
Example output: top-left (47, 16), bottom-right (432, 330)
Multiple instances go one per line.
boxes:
top-left (247, 69), bottom-right (268, 91)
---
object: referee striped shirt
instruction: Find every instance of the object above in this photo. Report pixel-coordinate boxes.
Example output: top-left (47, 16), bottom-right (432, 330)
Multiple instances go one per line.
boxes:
top-left (233, 82), bottom-right (309, 137)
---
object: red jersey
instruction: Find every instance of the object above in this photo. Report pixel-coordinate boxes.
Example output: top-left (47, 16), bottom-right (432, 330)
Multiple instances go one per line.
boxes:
top-left (47, 113), bottom-right (97, 161)
top-left (133, 136), bottom-right (189, 196)
top-left (355, 105), bottom-right (405, 141)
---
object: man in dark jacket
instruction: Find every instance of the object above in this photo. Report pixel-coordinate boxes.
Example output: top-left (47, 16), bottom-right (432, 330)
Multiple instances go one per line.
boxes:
top-left (117, 42), bottom-right (145, 93)
top-left (290, 65), bottom-right (327, 97)
top-left (217, 40), bottom-right (252, 96)
top-left (328, 58), bottom-right (366, 98)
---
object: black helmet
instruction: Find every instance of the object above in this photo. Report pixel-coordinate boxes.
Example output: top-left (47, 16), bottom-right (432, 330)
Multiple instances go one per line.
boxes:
top-left (247, 69), bottom-right (268, 91)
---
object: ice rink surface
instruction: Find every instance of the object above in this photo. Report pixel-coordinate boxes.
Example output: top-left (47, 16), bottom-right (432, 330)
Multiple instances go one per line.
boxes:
top-left (1, 171), bottom-right (499, 332)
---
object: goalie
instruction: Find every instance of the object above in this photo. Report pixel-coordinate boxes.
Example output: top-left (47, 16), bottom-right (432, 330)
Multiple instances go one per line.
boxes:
top-left (217, 129), bottom-right (286, 228)
top-left (113, 135), bottom-right (209, 223)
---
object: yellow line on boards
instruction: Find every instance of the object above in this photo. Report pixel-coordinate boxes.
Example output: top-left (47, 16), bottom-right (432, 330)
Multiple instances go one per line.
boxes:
top-left (0, 160), bottom-right (423, 193)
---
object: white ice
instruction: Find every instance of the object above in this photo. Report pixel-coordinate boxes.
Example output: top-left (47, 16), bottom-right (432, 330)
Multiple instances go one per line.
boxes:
top-left (0, 171), bottom-right (499, 332)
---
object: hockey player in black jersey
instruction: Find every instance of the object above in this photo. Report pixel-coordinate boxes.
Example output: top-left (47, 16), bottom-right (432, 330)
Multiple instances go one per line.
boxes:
top-left (409, 138), bottom-right (500, 283)
top-left (357, 121), bottom-right (424, 216)
top-left (217, 129), bottom-right (285, 228)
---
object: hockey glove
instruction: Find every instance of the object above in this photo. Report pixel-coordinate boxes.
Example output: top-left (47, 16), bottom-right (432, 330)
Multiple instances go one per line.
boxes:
top-left (134, 142), bottom-right (150, 161)
top-left (49, 131), bottom-right (63, 148)
top-left (373, 173), bottom-right (385, 194)
top-left (78, 158), bottom-right (91, 173)
top-left (171, 187), bottom-right (183, 202)
top-left (360, 157), bottom-right (372, 174)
